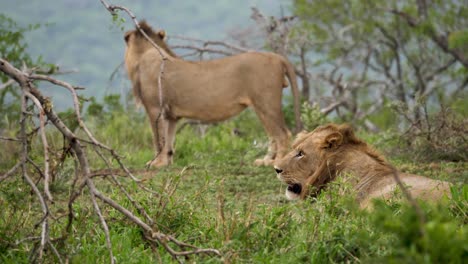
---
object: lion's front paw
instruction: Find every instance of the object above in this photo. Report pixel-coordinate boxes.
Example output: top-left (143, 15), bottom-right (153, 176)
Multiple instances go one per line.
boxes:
top-left (254, 158), bottom-right (274, 166)
top-left (146, 158), bottom-right (170, 168)
top-left (254, 159), bottom-right (265, 166)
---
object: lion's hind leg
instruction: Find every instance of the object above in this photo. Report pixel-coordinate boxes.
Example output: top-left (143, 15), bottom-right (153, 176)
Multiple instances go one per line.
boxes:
top-left (252, 103), bottom-right (290, 166)
top-left (146, 110), bottom-right (174, 168)
top-left (254, 138), bottom-right (277, 166)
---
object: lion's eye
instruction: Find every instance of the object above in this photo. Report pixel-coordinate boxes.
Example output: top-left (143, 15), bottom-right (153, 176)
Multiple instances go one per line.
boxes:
top-left (295, 150), bottom-right (304, 158)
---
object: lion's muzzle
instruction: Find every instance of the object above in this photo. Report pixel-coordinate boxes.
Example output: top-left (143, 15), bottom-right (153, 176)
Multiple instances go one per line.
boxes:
top-left (287, 183), bottom-right (302, 194)
top-left (275, 166), bottom-right (302, 200)
top-left (285, 183), bottom-right (302, 200)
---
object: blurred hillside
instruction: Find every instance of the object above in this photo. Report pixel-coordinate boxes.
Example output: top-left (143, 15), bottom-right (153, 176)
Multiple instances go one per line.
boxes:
top-left (1, 0), bottom-right (289, 108)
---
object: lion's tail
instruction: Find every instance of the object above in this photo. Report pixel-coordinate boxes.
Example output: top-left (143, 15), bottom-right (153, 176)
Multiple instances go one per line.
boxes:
top-left (281, 56), bottom-right (302, 133)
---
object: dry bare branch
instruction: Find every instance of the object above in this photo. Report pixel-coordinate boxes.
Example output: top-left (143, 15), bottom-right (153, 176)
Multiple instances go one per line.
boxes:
top-left (19, 90), bottom-right (49, 262)
top-left (0, 161), bottom-right (21, 182)
top-left (171, 35), bottom-right (250, 53)
top-left (24, 91), bottom-right (53, 201)
top-left (30, 73), bottom-right (141, 182)
top-left (0, 136), bottom-right (21, 141)
top-left (171, 44), bottom-right (236, 57)
top-left (0, 79), bottom-right (15, 90)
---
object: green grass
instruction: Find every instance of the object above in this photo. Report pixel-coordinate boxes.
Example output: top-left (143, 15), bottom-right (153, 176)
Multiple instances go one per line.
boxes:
top-left (0, 109), bottom-right (467, 263)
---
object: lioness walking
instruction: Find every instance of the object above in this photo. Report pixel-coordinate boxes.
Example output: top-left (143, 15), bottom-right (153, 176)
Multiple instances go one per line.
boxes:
top-left (124, 21), bottom-right (301, 167)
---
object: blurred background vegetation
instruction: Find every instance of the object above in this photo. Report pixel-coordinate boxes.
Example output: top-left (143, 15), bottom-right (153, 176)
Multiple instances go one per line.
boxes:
top-left (1, 0), bottom-right (290, 109)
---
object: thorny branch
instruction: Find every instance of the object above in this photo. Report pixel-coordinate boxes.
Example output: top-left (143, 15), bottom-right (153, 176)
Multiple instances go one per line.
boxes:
top-left (171, 35), bottom-right (250, 53)
top-left (0, 78), bottom-right (15, 90)
top-left (171, 44), bottom-right (237, 57)
top-left (19, 86), bottom-right (49, 263)
top-left (0, 57), bottom-right (220, 262)
top-left (24, 90), bottom-right (53, 201)
top-left (168, 36), bottom-right (251, 60)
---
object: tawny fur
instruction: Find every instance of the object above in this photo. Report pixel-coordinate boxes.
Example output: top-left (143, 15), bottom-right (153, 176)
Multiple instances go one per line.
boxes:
top-left (274, 123), bottom-right (451, 208)
top-left (124, 21), bottom-right (302, 168)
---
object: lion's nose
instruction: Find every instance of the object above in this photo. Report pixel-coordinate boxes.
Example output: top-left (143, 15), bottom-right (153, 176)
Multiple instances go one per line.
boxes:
top-left (275, 167), bottom-right (283, 174)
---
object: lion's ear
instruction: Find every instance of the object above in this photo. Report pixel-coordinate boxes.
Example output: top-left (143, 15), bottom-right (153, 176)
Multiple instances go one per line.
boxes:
top-left (324, 132), bottom-right (343, 149)
top-left (124, 31), bottom-right (131, 43)
top-left (338, 124), bottom-right (361, 145)
top-left (157, 30), bottom-right (166, 40)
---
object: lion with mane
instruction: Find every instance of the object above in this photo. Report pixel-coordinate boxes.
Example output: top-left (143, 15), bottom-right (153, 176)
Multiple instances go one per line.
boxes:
top-left (274, 123), bottom-right (451, 208)
top-left (124, 21), bottom-right (302, 167)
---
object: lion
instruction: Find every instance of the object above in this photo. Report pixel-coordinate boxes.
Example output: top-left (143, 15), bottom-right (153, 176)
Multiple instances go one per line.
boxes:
top-left (274, 123), bottom-right (451, 208)
top-left (124, 21), bottom-right (302, 167)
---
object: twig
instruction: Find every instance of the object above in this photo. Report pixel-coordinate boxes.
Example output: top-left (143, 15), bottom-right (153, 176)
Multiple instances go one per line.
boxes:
top-left (24, 91), bottom-right (53, 201)
top-left (171, 35), bottom-right (250, 53)
top-left (19, 73), bottom-right (49, 263)
top-left (388, 165), bottom-right (426, 236)
top-left (0, 161), bottom-right (21, 182)
top-left (48, 240), bottom-right (64, 264)
top-left (0, 136), bottom-right (21, 141)
top-left (171, 44), bottom-right (236, 56)
top-left (89, 186), bottom-right (115, 264)
top-left (320, 101), bottom-right (345, 116)
top-left (0, 79), bottom-right (15, 90)
top-left (107, 171), bottom-right (155, 225)
top-left (30, 73), bottom-right (141, 182)
top-left (156, 167), bottom-right (189, 219)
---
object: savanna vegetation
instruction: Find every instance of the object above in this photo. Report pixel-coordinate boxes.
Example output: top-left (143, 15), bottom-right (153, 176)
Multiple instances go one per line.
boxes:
top-left (1, 0), bottom-right (467, 263)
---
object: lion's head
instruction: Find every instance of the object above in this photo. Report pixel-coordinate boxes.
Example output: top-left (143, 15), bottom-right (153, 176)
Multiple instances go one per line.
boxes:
top-left (124, 20), bottom-right (177, 58)
top-left (274, 123), bottom-right (371, 200)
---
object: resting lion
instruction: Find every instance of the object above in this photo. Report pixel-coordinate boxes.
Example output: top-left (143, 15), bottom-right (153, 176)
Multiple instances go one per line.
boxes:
top-left (274, 123), bottom-right (451, 208)
top-left (124, 21), bottom-right (302, 167)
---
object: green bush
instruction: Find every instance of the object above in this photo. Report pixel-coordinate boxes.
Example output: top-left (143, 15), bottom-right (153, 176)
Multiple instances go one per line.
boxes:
top-left (300, 101), bottom-right (328, 131)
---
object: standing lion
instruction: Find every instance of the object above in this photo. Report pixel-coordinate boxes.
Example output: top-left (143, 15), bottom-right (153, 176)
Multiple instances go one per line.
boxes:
top-left (124, 21), bottom-right (302, 168)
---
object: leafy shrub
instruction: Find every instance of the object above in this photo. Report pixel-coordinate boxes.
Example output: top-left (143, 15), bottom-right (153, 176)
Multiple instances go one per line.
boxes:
top-left (300, 101), bottom-right (328, 131)
top-left (0, 14), bottom-right (52, 129)
top-left (370, 187), bottom-right (468, 264)
top-left (389, 100), bottom-right (468, 162)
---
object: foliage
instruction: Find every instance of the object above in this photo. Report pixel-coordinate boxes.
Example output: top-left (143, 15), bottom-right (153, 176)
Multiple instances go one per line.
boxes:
top-left (0, 15), bottom-right (34, 129)
top-left (0, 14), bottom-right (40, 70)
top-left (1, 105), bottom-right (467, 263)
top-left (287, 0), bottom-right (468, 130)
top-left (370, 190), bottom-right (468, 263)
top-left (300, 101), bottom-right (328, 131)
top-left (388, 98), bottom-right (468, 162)
top-left (0, 14), bottom-right (56, 129)
top-left (86, 94), bottom-right (124, 118)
